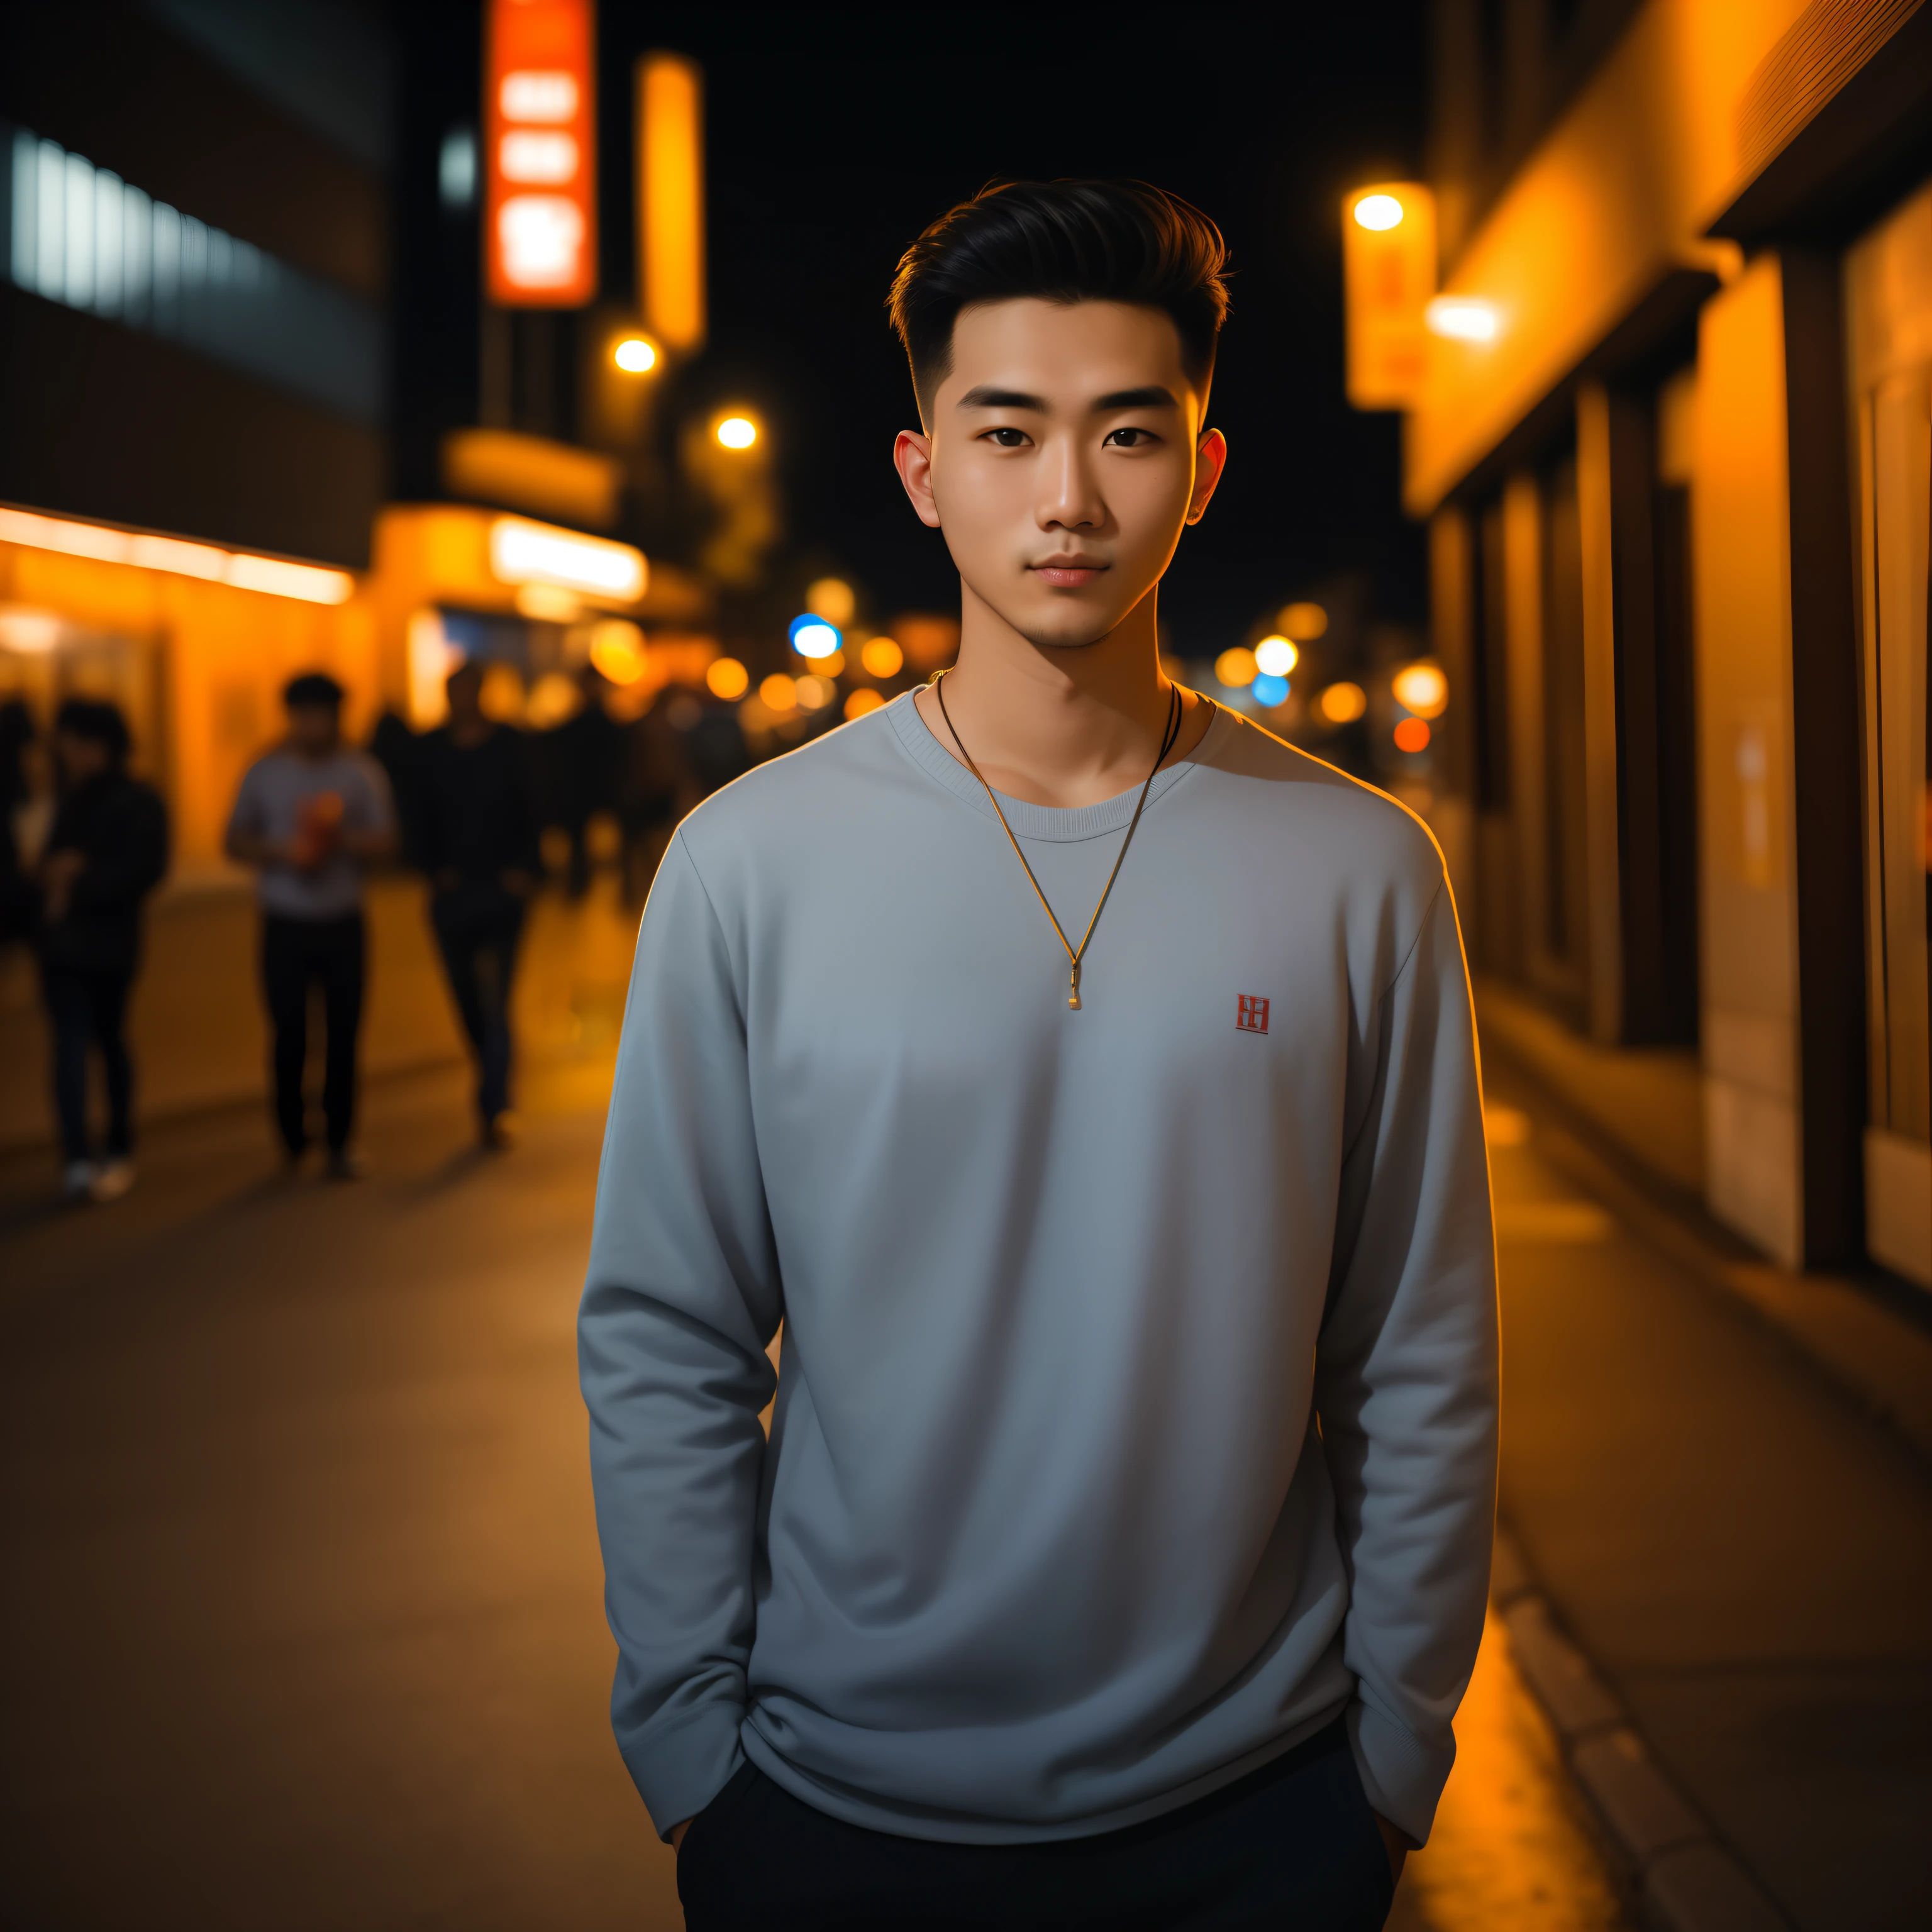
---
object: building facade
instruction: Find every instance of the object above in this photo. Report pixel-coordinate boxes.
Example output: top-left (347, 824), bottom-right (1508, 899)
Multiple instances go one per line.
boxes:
top-left (1413, 0), bottom-right (1930, 1286)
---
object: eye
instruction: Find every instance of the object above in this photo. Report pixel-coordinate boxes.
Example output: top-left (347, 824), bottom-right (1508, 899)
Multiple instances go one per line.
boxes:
top-left (982, 427), bottom-right (1030, 448)
top-left (1104, 426), bottom-right (1158, 448)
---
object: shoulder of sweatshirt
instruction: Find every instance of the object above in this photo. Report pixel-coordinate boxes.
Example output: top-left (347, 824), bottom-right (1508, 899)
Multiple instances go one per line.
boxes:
top-left (672, 702), bottom-right (911, 862)
top-left (673, 698), bottom-right (1447, 936)
top-left (1197, 708), bottom-right (1447, 904)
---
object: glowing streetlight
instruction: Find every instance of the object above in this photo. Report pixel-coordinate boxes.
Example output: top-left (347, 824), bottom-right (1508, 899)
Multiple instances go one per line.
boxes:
top-left (1279, 601), bottom-right (1328, 639)
top-left (613, 335), bottom-right (658, 372)
top-left (1424, 297), bottom-right (1500, 343)
top-left (1353, 193), bottom-right (1404, 231)
top-left (758, 672), bottom-right (797, 711)
top-left (845, 688), bottom-right (886, 719)
top-left (1254, 635), bottom-right (1298, 677)
top-left (1392, 662), bottom-right (1450, 718)
top-left (716, 414), bottom-right (758, 449)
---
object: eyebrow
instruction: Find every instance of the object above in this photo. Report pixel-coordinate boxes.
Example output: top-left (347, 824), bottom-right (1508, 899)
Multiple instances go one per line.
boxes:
top-left (953, 382), bottom-right (1182, 413)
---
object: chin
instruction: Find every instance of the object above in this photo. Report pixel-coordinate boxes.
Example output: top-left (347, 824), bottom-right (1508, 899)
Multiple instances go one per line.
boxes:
top-left (1007, 601), bottom-right (1128, 654)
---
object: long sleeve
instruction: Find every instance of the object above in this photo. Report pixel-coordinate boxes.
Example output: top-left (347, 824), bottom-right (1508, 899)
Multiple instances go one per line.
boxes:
top-left (1315, 877), bottom-right (1499, 1846)
top-left (578, 832), bottom-right (782, 1838)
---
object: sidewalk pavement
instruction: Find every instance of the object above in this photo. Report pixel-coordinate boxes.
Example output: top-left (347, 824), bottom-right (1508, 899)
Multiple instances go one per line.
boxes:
top-left (1478, 1041), bottom-right (1932, 1932)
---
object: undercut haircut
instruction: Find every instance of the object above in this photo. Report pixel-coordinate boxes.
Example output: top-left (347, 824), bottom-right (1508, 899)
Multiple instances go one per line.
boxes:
top-left (887, 179), bottom-right (1230, 422)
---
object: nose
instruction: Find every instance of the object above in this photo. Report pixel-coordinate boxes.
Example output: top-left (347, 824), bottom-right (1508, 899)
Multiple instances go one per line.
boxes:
top-left (1035, 431), bottom-right (1105, 535)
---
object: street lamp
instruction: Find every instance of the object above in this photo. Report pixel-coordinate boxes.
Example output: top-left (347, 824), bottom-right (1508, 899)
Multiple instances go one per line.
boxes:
top-left (613, 335), bottom-right (658, 372)
top-left (716, 414), bottom-right (758, 449)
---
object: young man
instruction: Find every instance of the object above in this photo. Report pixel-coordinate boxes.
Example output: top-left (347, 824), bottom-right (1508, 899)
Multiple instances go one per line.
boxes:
top-left (35, 698), bottom-right (169, 1202)
top-left (226, 671), bottom-right (395, 1177)
top-left (581, 180), bottom-right (1497, 1929)
top-left (411, 658), bottom-right (541, 1147)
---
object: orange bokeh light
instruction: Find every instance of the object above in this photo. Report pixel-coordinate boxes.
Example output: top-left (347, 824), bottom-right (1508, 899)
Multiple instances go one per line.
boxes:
top-left (706, 657), bottom-right (748, 700)
top-left (1394, 716), bottom-right (1432, 753)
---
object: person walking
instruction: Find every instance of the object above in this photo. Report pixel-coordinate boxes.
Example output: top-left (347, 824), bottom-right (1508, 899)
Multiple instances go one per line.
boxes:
top-left (412, 659), bottom-right (541, 1148)
top-left (35, 697), bottom-right (169, 1202)
top-left (225, 671), bottom-right (395, 1177)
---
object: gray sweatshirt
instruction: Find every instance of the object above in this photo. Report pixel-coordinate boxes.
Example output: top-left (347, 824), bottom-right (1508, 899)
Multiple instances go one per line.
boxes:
top-left (580, 692), bottom-right (1498, 1848)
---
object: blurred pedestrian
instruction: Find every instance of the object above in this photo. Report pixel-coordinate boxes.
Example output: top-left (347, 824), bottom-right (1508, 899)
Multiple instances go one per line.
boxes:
top-left (35, 697), bottom-right (169, 1202)
top-left (412, 660), bottom-right (541, 1148)
top-left (616, 687), bottom-right (693, 906)
top-left (543, 664), bottom-right (621, 898)
top-left (667, 682), bottom-right (751, 800)
top-left (1, 696), bottom-right (48, 943)
top-left (225, 672), bottom-right (396, 1178)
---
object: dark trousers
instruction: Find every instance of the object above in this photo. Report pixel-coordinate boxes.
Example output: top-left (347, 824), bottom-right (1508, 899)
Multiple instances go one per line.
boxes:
top-left (42, 962), bottom-right (134, 1163)
top-left (430, 891), bottom-right (524, 1123)
top-left (677, 1717), bottom-right (1396, 1932)
top-left (261, 912), bottom-right (364, 1156)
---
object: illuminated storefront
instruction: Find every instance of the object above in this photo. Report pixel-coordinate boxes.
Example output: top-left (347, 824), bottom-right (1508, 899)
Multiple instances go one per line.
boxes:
top-left (1368, 0), bottom-right (1931, 1283)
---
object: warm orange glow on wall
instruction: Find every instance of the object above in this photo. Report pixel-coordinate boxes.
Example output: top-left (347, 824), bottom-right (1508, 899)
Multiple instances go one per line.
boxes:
top-left (636, 51), bottom-right (705, 352)
top-left (1343, 181), bottom-right (1436, 409)
top-left (486, 0), bottom-right (597, 306)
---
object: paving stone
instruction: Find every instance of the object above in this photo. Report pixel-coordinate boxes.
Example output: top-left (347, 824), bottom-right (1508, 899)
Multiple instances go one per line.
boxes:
top-left (1571, 1727), bottom-right (1704, 1861)
top-left (1501, 1596), bottom-right (1621, 1737)
top-left (1645, 1841), bottom-right (1791, 1932)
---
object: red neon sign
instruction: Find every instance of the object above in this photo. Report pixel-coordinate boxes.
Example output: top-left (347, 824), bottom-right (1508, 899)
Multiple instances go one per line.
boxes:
top-left (486, 0), bottom-right (597, 307)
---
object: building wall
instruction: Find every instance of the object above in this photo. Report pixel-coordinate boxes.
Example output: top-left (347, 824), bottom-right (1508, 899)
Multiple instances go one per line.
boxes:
top-left (1694, 258), bottom-right (1803, 1265)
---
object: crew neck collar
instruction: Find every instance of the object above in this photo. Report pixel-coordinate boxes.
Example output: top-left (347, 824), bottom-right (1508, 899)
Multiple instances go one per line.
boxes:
top-left (885, 686), bottom-right (1228, 845)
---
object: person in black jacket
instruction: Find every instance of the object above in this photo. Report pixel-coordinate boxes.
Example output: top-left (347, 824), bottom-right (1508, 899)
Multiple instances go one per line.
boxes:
top-left (413, 660), bottom-right (541, 1148)
top-left (36, 697), bottom-right (169, 1202)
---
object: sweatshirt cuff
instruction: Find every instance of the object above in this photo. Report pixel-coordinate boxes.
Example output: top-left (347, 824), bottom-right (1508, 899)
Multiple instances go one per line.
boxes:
top-left (618, 1703), bottom-right (747, 1842)
top-left (1347, 1697), bottom-right (1454, 1847)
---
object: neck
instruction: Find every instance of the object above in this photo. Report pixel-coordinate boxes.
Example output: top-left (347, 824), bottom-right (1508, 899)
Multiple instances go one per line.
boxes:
top-left (915, 581), bottom-right (1212, 810)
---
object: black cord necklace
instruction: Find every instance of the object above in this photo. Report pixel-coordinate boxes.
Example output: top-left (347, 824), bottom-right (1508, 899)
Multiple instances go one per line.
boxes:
top-left (933, 672), bottom-right (1186, 1011)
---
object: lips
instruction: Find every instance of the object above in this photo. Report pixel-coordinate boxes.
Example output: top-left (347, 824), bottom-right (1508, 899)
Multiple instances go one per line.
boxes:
top-left (1031, 560), bottom-right (1107, 588)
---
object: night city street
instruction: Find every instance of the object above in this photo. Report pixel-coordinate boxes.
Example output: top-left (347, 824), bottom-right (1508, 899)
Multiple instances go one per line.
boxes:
top-left (5, 3), bottom-right (1932, 1928)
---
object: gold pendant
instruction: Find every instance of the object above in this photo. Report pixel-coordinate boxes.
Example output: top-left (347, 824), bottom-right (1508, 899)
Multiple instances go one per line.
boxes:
top-left (1069, 961), bottom-right (1082, 1011)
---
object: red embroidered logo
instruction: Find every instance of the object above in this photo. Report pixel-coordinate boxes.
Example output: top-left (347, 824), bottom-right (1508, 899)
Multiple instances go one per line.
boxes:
top-left (1236, 995), bottom-right (1270, 1035)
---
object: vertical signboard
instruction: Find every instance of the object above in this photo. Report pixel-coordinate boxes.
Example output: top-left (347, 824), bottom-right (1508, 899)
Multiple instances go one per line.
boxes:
top-left (1342, 182), bottom-right (1435, 410)
top-left (486, 0), bottom-right (597, 306)
top-left (635, 52), bottom-right (705, 353)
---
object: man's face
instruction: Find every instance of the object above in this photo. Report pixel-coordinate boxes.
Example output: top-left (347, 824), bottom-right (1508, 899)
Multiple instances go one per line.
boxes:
top-left (287, 703), bottom-right (340, 755)
top-left (897, 299), bottom-right (1224, 651)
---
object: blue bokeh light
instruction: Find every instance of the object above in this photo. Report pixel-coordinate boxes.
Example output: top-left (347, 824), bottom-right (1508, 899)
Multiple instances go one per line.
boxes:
top-left (1252, 674), bottom-right (1289, 708)
top-left (789, 614), bottom-right (842, 658)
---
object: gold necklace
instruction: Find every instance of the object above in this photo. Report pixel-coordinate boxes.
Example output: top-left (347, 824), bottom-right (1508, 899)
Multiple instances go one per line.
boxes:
top-left (933, 672), bottom-right (1185, 1010)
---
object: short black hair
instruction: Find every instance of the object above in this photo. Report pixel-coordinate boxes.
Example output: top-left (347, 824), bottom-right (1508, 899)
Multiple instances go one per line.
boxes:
top-left (54, 696), bottom-right (131, 765)
top-left (887, 179), bottom-right (1230, 419)
top-left (283, 670), bottom-right (345, 711)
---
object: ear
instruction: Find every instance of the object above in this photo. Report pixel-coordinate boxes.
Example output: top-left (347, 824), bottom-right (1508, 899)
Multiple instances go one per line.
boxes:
top-left (1186, 428), bottom-right (1228, 527)
top-left (894, 429), bottom-right (943, 530)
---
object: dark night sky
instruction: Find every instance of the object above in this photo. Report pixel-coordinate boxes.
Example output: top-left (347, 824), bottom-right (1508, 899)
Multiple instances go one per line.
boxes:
top-left (599, 2), bottom-right (1431, 652)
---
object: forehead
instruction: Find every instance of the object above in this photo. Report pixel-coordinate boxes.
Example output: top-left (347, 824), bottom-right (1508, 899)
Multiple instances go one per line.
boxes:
top-left (942, 299), bottom-right (1194, 400)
